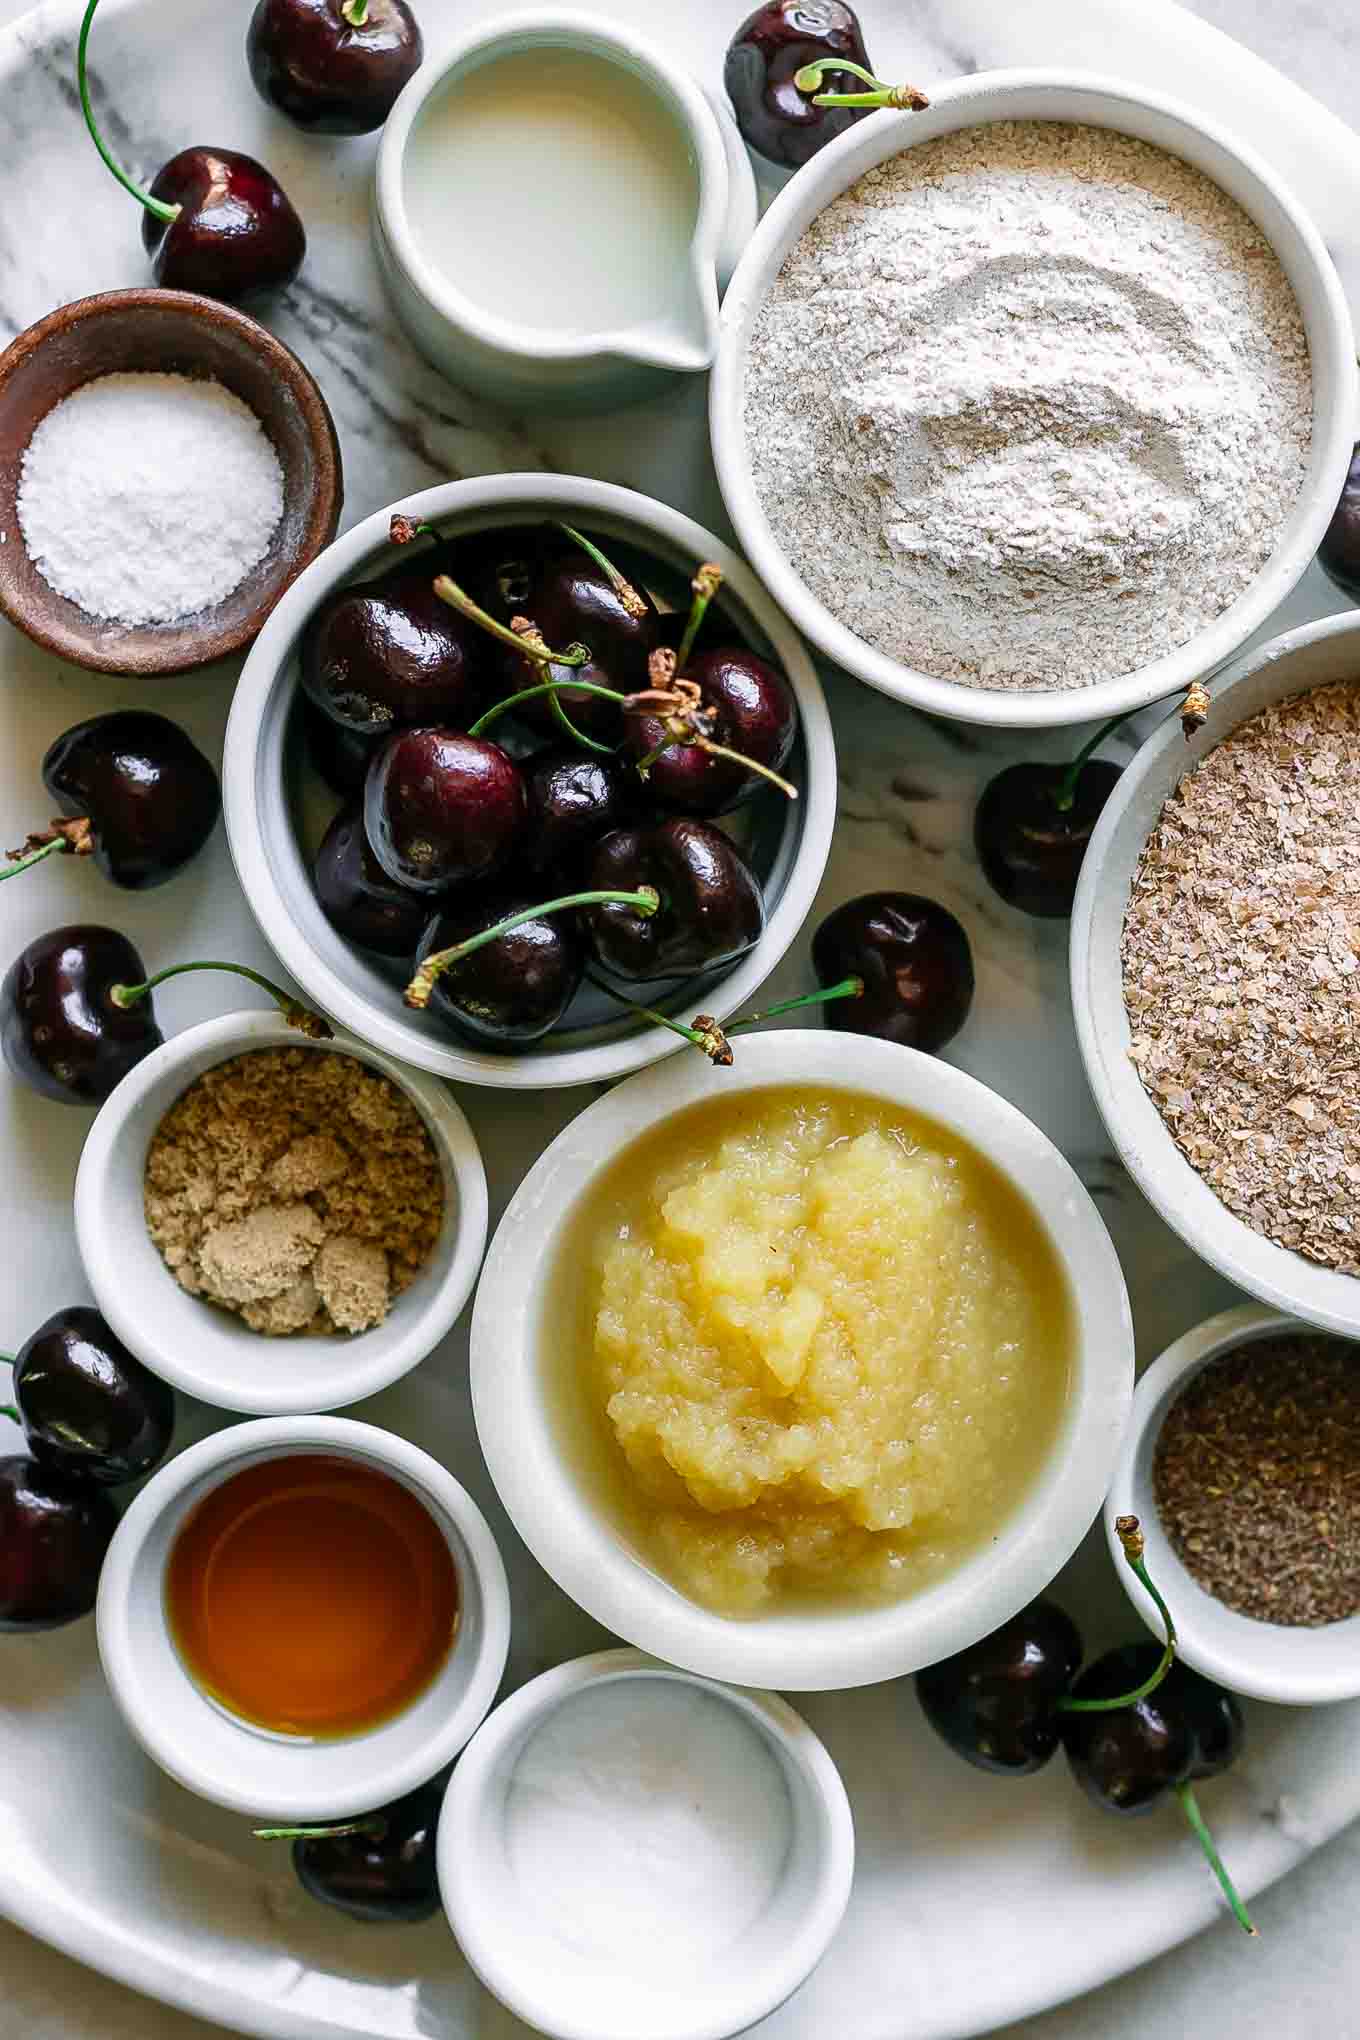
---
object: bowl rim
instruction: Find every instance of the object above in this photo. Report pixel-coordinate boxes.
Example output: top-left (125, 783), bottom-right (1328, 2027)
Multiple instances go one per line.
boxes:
top-left (437, 1646), bottom-right (855, 2040)
top-left (72, 1009), bottom-right (489, 1415)
top-left (1105, 1302), bottom-right (1360, 1705)
top-left (0, 287), bottom-right (342, 677)
top-left (95, 1414), bottom-right (511, 1819)
top-left (223, 473), bottom-right (837, 1090)
top-left (1070, 605), bottom-right (1360, 1335)
top-left (374, 7), bottom-right (727, 373)
top-left (469, 1028), bottom-right (1134, 1690)
top-left (709, 67), bottom-right (1358, 731)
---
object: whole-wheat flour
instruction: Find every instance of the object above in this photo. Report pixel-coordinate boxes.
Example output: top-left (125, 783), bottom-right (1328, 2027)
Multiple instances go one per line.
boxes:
top-left (144, 1048), bottom-right (444, 1336)
top-left (1122, 679), bottom-right (1360, 1272)
top-left (743, 122), bottom-right (1313, 692)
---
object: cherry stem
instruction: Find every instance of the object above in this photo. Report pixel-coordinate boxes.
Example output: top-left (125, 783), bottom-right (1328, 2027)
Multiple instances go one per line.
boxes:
top-left (108, 962), bottom-right (333, 1040)
top-left (548, 686), bottom-right (614, 757)
top-left (1057, 1516), bottom-right (1177, 1715)
top-left (0, 1404), bottom-right (19, 1424)
top-left (1174, 1784), bottom-right (1257, 1936)
top-left (584, 971), bottom-right (733, 1064)
top-left (339, 0), bottom-right (369, 24)
top-left (726, 976), bottom-right (863, 1035)
top-left (254, 1817), bottom-right (386, 1842)
top-left (793, 58), bottom-right (930, 110)
top-left (672, 564), bottom-right (723, 675)
top-left (1053, 710), bottom-right (1140, 814)
top-left (468, 677), bottom-right (626, 739)
top-left (431, 575), bottom-right (588, 671)
top-left (0, 837), bottom-right (72, 883)
top-left (77, 0), bottom-right (180, 224)
top-left (405, 888), bottom-right (661, 1011)
top-left (557, 523), bottom-right (648, 621)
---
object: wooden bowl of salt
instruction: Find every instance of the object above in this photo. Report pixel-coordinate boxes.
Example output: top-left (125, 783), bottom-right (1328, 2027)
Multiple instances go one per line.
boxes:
top-left (0, 287), bottom-right (342, 676)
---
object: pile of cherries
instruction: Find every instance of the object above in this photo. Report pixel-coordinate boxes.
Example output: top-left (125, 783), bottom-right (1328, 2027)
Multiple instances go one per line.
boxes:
top-left (1, 1308), bottom-right (175, 1630)
top-left (915, 1518), bottom-right (1256, 1937)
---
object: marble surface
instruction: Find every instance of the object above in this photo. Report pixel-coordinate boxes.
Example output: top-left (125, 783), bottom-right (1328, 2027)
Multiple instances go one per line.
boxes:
top-left (0, 0), bottom-right (1358, 2037)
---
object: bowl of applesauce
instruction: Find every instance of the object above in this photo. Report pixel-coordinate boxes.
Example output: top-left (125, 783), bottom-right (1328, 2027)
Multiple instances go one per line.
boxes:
top-left (471, 1032), bottom-right (1133, 1690)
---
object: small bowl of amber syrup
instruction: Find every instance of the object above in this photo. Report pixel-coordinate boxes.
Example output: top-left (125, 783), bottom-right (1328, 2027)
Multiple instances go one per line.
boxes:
top-left (96, 1416), bottom-right (510, 1822)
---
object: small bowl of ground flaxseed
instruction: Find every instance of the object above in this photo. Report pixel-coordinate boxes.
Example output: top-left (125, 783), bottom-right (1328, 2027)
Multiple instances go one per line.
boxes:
top-left (72, 1010), bottom-right (488, 1417)
top-left (1106, 1303), bottom-right (1360, 1706)
top-left (1072, 606), bottom-right (1360, 1338)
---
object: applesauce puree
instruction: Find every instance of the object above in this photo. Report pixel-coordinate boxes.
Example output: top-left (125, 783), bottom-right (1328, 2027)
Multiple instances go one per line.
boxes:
top-left (547, 1088), bottom-right (1073, 1616)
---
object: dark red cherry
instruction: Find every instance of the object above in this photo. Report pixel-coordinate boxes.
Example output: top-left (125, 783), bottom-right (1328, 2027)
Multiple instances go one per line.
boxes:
top-left (7, 712), bottom-right (220, 892)
top-left (523, 752), bottom-right (643, 881)
top-left (493, 538), bottom-right (659, 740)
top-left (143, 148), bottom-right (306, 301)
top-left (0, 1457), bottom-right (118, 1630)
top-left (1059, 1645), bottom-right (1197, 1815)
top-left (725, 1), bottom-right (874, 168)
top-left (301, 699), bottom-right (381, 798)
top-left (915, 1600), bottom-right (1084, 1776)
top-left (1163, 1660), bottom-right (1246, 1782)
top-left (583, 820), bottom-right (765, 982)
top-left (313, 806), bottom-right (430, 958)
top-left (811, 893), bottom-right (974, 1054)
top-left (364, 729), bottom-right (525, 893)
top-left (247, 0), bottom-right (423, 136)
top-left (1318, 442), bottom-right (1360, 600)
top-left (413, 893), bottom-right (584, 1050)
top-left (626, 646), bottom-right (796, 817)
top-left (10, 1307), bottom-right (175, 1486)
top-left (301, 564), bottom-right (487, 736)
top-left (974, 760), bottom-right (1122, 920)
top-left (1, 925), bottom-right (163, 1105)
top-left (289, 1783), bottom-right (443, 1923)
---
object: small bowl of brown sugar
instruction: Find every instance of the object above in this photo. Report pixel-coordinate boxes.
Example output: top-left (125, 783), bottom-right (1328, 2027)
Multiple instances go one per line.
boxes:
top-left (1072, 605), bottom-right (1360, 1337)
top-left (1107, 1302), bottom-right (1360, 1706)
top-left (73, 1012), bottom-right (488, 1416)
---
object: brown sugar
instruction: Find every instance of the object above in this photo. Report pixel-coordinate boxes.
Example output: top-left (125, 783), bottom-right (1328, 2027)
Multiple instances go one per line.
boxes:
top-left (145, 1048), bottom-right (444, 1337)
top-left (1121, 678), bottom-right (1360, 1273)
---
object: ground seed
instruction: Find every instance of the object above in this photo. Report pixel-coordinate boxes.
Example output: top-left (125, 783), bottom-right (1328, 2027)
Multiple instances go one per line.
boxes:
top-left (1152, 1334), bottom-right (1360, 1626)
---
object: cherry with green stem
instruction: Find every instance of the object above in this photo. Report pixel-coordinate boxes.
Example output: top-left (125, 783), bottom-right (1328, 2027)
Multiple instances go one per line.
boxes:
top-left (406, 888), bottom-right (660, 1011)
top-left (79, 0), bottom-right (305, 301)
top-left (108, 960), bottom-right (332, 1039)
top-left (793, 57), bottom-right (929, 110)
top-left (255, 1782), bottom-right (443, 1924)
top-left (584, 970), bottom-right (866, 1066)
top-left (974, 708), bottom-right (1141, 920)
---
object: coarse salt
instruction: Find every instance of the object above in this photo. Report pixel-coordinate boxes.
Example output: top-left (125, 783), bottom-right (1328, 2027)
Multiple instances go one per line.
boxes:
top-left (18, 371), bottom-right (285, 626)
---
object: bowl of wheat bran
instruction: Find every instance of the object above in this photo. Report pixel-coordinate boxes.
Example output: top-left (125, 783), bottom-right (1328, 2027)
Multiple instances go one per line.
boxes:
top-left (1073, 608), bottom-right (1360, 1336)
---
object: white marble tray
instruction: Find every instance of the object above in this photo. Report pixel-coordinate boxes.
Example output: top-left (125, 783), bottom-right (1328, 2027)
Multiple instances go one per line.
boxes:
top-left (1, 1), bottom-right (1358, 2037)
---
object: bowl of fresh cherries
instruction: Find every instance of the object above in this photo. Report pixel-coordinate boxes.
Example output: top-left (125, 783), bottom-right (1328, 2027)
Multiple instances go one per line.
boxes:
top-left (223, 475), bottom-right (836, 1087)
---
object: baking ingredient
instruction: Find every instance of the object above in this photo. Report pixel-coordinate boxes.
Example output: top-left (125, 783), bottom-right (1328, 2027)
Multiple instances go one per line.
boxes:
top-left (725, 1), bottom-right (877, 167)
top-left (0, 1457), bottom-right (118, 1630)
top-left (18, 376), bottom-right (284, 626)
top-left (247, 0), bottom-right (423, 136)
top-left (744, 121), bottom-right (1312, 692)
top-left (6, 1307), bottom-right (174, 1486)
top-left (974, 714), bottom-right (1133, 919)
top-left (1317, 443), bottom-right (1360, 599)
top-left (403, 45), bottom-right (700, 338)
top-left (1122, 678), bottom-right (1360, 1272)
top-left (257, 1783), bottom-right (444, 1924)
top-left (553, 1088), bottom-right (1071, 1614)
top-left (300, 557), bottom-right (487, 734)
top-left (1153, 1334), bottom-right (1360, 1626)
top-left (165, 1454), bottom-right (458, 1734)
top-left (3, 713), bottom-right (220, 892)
top-left (503, 1677), bottom-right (791, 1979)
top-left (78, 0), bottom-right (305, 301)
top-left (364, 728), bottom-right (527, 894)
top-left (144, 1046), bottom-right (442, 1336)
top-left (811, 893), bottom-right (973, 1051)
top-left (313, 807), bottom-right (431, 959)
top-left (412, 891), bottom-right (586, 1050)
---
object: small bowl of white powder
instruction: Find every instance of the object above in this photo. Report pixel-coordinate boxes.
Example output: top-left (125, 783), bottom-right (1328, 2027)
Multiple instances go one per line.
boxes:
top-left (0, 287), bottom-right (342, 676)
top-left (439, 1647), bottom-right (854, 2040)
top-left (712, 72), bottom-right (1357, 729)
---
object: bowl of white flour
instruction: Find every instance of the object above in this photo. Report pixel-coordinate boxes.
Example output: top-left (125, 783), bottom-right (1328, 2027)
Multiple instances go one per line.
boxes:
top-left (712, 72), bottom-right (1357, 729)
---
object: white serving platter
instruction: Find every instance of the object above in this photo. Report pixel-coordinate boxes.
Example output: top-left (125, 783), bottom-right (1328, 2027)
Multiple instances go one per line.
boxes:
top-left (1, 0), bottom-right (1358, 2036)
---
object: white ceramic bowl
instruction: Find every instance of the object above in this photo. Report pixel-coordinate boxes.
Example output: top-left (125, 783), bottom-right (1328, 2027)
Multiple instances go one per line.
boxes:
top-left (470, 1030), bottom-right (1133, 1690)
top-left (374, 11), bottom-right (755, 411)
top-left (438, 1648), bottom-right (854, 2040)
top-left (73, 1011), bottom-right (487, 1415)
top-left (1106, 1304), bottom-right (1360, 1706)
top-left (711, 70), bottom-right (1357, 730)
top-left (224, 474), bottom-right (836, 1089)
top-left (97, 1416), bottom-right (510, 1821)
top-left (1072, 607), bottom-right (1360, 1336)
